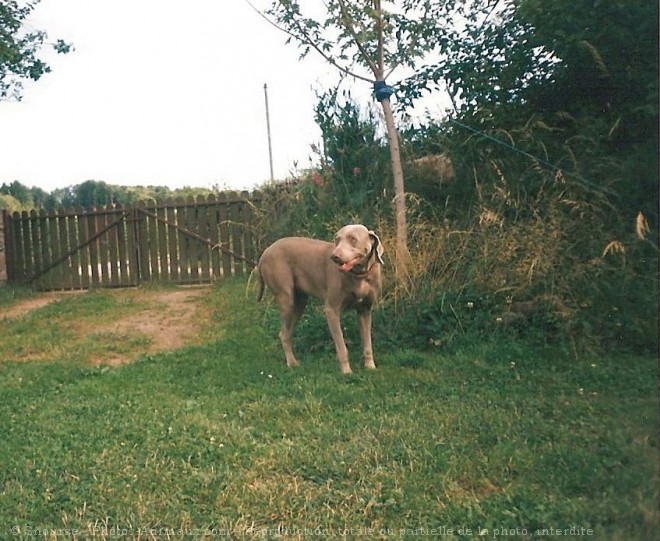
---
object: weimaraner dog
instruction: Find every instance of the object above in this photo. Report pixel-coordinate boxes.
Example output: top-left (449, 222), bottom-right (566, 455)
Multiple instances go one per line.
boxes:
top-left (256, 224), bottom-right (385, 374)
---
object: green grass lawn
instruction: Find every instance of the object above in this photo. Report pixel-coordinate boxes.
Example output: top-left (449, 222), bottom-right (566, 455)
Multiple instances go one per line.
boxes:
top-left (0, 279), bottom-right (657, 540)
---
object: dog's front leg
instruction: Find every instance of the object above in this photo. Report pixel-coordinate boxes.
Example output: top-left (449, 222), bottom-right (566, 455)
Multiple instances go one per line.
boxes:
top-left (357, 308), bottom-right (376, 370)
top-left (323, 304), bottom-right (351, 374)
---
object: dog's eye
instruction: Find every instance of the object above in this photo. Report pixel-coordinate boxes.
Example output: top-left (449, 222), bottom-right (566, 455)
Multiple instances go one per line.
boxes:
top-left (349, 235), bottom-right (357, 245)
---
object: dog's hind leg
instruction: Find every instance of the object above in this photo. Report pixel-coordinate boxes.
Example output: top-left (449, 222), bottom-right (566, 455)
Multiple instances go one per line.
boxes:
top-left (275, 289), bottom-right (308, 367)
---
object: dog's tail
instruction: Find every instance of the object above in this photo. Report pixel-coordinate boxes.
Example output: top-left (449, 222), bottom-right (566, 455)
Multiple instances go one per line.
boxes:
top-left (255, 265), bottom-right (265, 302)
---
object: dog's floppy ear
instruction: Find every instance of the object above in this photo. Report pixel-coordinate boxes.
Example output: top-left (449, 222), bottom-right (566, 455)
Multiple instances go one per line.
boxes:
top-left (369, 230), bottom-right (385, 265)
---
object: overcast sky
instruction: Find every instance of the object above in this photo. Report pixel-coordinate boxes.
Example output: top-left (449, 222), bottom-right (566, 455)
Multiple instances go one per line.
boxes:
top-left (0, 0), bottom-right (446, 193)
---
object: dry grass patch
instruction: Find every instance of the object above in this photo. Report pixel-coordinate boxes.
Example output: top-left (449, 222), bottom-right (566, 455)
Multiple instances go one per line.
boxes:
top-left (0, 286), bottom-right (215, 365)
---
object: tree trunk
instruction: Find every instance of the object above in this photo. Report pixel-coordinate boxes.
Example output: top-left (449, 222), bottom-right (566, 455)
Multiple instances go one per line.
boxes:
top-left (380, 96), bottom-right (409, 282)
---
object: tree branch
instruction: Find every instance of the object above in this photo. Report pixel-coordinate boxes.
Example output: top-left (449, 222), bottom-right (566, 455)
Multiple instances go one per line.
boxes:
top-left (480, 0), bottom-right (503, 29)
top-left (336, 0), bottom-right (381, 78)
top-left (384, 2), bottom-right (432, 80)
top-left (244, 0), bottom-right (374, 84)
top-left (375, 0), bottom-right (384, 75)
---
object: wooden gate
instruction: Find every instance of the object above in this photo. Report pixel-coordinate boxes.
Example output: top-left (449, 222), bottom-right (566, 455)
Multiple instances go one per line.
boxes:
top-left (2, 192), bottom-right (260, 291)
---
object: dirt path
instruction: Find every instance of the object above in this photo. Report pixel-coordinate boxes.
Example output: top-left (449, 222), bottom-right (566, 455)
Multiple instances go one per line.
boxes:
top-left (1, 287), bottom-right (211, 366)
top-left (91, 288), bottom-right (209, 366)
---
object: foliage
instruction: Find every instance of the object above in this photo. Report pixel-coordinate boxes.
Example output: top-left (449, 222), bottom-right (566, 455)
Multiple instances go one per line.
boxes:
top-left (0, 279), bottom-right (657, 538)
top-left (0, 181), bottom-right (50, 211)
top-left (314, 89), bottom-right (391, 213)
top-left (0, 0), bottom-right (72, 100)
top-left (518, 0), bottom-right (659, 129)
top-left (0, 193), bottom-right (21, 212)
top-left (401, 0), bottom-right (558, 114)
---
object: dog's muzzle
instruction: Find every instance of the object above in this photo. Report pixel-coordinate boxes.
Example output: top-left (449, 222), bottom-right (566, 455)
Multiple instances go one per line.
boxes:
top-left (331, 253), bottom-right (362, 272)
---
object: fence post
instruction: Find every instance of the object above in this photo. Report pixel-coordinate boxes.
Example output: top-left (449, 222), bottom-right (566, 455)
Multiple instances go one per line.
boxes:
top-left (0, 210), bottom-right (11, 280)
top-left (217, 192), bottom-right (232, 278)
top-left (207, 194), bottom-right (221, 279)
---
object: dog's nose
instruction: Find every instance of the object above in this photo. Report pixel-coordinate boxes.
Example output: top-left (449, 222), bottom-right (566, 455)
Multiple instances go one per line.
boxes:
top-left (330, 254), bottom-right (344, 266)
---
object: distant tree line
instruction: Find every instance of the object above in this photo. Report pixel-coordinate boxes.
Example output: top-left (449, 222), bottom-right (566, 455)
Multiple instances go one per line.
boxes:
top-left (0, 180), bottom-right (220, 213)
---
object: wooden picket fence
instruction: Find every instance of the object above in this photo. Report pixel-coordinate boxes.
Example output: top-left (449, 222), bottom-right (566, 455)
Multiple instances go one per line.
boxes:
top-left (1, 191), bottom-right (262, 291)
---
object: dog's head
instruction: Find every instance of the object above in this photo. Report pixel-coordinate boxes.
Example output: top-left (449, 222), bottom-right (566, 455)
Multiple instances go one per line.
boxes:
top-left (330, 224), bottom-right (384, 274)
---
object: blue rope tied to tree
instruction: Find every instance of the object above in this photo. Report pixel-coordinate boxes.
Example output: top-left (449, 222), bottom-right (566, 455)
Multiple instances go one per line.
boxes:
top-left (373, 80), bottom-right (394, 102)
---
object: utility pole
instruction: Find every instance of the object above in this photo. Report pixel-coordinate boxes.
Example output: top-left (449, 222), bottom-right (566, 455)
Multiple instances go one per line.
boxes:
top-left (263, 83), bottom-right (274, 182)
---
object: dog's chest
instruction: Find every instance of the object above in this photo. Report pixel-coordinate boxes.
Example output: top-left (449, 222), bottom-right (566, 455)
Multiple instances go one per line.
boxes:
top-left (347, 279), bottom-right (375, 307)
